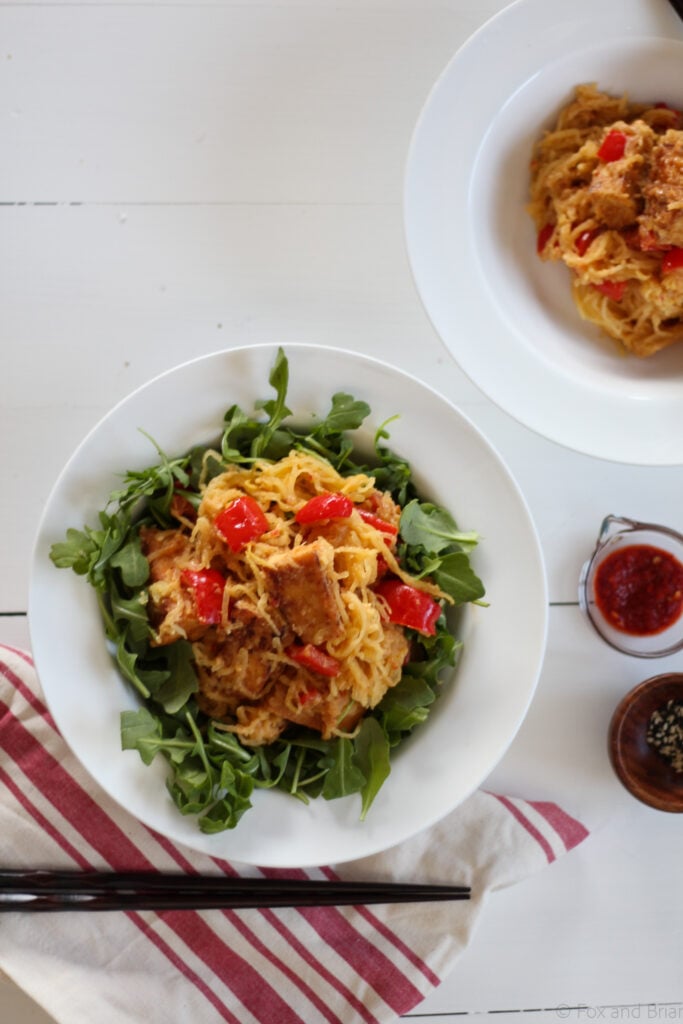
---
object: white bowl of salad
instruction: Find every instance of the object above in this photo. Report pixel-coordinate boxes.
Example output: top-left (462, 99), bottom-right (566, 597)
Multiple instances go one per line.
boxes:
top-left (30, 344), bottom-right (547, 867)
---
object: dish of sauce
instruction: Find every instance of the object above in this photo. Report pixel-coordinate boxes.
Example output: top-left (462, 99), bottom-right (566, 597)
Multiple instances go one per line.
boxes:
top-left (594, 544), bottom-right (683, 636)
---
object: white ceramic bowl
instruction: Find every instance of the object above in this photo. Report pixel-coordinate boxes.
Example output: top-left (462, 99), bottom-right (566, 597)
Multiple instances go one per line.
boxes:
top-left (405, 0), bottom-right (683, 465)
top-left (29, 343), bottom-right (547, 867)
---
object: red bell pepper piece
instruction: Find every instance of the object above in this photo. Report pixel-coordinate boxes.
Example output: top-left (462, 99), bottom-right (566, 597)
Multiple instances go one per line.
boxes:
top-left (536, 223), bottom-right (554, 254)
top-left (375, 554), bottom-right (389, 579)
top-left (298, 686), bottom-right (320, 705)
top-left (662, 247), bottom-right (683, 274)
top-left (215, 495), bottom-right (269, 552)
top-left (180, 568), bottom-right (226, 625)
top-left (286, 643), bottom-right (341, 678)
top-left (374, 579), bottom-right (441, 636)
top-left (357, 509), bottom-right (399, 535)
top-left (295, 491), bottom-right (353, 524)
top-left (593, 280), bottom-right (628, 302)
top-left (575, 229), bottom-right (599, 256)
top-left (597, 129), bottom-right (627, 162)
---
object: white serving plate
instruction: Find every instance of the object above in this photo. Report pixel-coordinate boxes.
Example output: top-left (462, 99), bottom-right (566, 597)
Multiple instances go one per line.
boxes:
top-left (405, 0), bottom-right (683, 465)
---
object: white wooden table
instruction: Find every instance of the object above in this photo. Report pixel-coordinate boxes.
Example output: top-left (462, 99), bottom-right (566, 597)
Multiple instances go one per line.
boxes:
top-left (2, 1), bottom-right (682, 1021)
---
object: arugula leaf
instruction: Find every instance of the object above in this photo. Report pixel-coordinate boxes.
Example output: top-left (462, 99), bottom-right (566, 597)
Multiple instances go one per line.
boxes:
top-left (153, 640), bottom-right (198, 714)
top-left (109, 533), bottom-right (149, 588)
top-left (354, 717), bottom-right (391, 819)
top-left (312, 392), bottom-right (370, 438)
top-left (110, 437), bottom-right (190, 525)
top-left (293, 392), bottom-right (371, 469)
top-left (121, 708), bottom-right (163, 764)
top-left (370, 418), bottom-right (414, 505)
top-left (251, 347), bottom-right (293, 458)
top-left (49, 527), bottom-right (100, 576)
top-left (167, 761), bottom-right (215, 816)
top-left (115, 638), bottom-right (152, 699)
top-left (206, 721), bottom-right (268, 769)
top-left (220, 404), bottom-right (258, 464)
top-left (410, 626), bottom-right (461, 687)
top-left (431, 550), bottom-right (486, 604)
top-left (379, 676), bottom-right (436, 741)
top-left (321, 737), bottom-right (366, 800)
top-left (400, 500), bottom-right (480, 554)
top-left (120, 708), bottom-right (193, 766)
top-left (199, 783), bottom-right (253, 833)
top-left (166, 711), bottom-right (219, 816)
top-left (108, 587), bottom-right (150, 645)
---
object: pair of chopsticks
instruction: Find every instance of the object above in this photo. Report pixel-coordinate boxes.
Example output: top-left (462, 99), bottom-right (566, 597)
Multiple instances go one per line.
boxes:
top-left (0, 869), bottom-right (470, 913)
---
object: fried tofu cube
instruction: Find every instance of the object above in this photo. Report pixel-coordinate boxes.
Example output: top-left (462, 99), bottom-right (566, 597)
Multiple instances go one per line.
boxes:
top-left (262, 538), bottom-right (345, 646)
top-left (587, 121), bottom-right (653, 229)
top-left (640, 129), bottom-right (683, 248)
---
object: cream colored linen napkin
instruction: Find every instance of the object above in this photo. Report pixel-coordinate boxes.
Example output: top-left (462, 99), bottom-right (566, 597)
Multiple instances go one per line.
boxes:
top-left (0, 644), bottom-right (588, 1024)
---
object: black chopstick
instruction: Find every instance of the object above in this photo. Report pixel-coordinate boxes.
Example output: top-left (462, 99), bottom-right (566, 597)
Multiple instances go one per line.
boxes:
top-left (668, 0), bottom-right (683, 22)
top-left (0, 870), bottom-right (470, 912)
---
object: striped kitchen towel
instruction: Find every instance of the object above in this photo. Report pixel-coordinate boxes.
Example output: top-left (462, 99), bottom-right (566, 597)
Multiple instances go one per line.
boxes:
top-left (0, 645), bottom-right (589, 1024)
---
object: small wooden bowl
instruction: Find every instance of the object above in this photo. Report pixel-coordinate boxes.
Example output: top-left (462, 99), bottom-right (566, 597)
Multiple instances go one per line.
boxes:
top-left (608, 674), bottom-right (683, 812)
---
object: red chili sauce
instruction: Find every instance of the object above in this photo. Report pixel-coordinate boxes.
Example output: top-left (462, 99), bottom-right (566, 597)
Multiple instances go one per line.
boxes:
top-left (594, 544), bottom-right (683, 636)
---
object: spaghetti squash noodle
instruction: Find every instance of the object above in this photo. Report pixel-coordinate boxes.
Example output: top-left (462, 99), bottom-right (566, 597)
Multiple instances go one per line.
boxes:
top-left (529, 83), bottom-right (683, 356)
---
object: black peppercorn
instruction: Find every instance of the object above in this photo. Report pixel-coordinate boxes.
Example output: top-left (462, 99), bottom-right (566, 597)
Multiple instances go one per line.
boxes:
top-left (646, 699), bottom-right (683, 773)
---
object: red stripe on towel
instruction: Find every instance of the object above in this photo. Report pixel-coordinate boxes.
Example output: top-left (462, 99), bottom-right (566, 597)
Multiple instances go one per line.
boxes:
top-left (151, 831), bottom-right (352, 1024)
top-left (0, 701), bottom-right (311, 1024)
top-left (260, 905), bottom-right (381, 1024)
top-left (1, 647), bottom-right (440, 1020)
top-left (0, 655), bottom-right (57, 731)
top-left (0, 763), bottom-right (93, 870)
top-left (2, 651), bottom-right (399, 1023)
top-left (1, 645), bottom-right (34, 670)
top-left (493, 794), bottom-right (556, 863)
top-left (320, 865), bottom-right (440, 988)
top-left (150, 833), bottom-right (354, 1024)
top-left (0, 763), bottom-right (242, 1024)
top-left (261, 868), bottom-right (424, 1015)
top-left (529, 800), bottom-right (590, 852)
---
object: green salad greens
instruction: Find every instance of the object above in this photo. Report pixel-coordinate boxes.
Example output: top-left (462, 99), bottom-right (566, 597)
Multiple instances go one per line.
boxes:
top-left (50, 348), bottom-right (485, 833)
